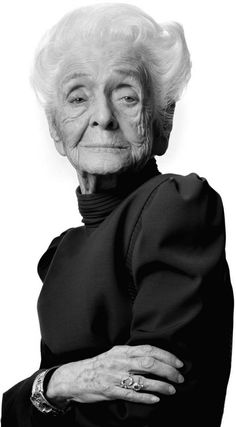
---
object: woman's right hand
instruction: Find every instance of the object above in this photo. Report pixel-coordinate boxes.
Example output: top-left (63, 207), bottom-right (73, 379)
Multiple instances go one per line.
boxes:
top-left (46, 344), bottom-right (184, 406)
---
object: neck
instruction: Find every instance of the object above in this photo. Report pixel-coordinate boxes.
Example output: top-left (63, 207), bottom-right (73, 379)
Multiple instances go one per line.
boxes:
top-left (77, 158), bottom-right (158, 195)
top-left (77, 171), bottom-right (119, 194)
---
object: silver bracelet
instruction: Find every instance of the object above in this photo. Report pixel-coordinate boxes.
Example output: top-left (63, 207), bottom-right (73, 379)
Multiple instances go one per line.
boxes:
top-left (30, 368), bottom-right (70, 416)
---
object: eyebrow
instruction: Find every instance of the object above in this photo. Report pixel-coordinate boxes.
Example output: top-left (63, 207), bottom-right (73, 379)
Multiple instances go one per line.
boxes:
top-left (62, 72), bottom-right (91, 85)
top-left (62, 69), bottom-right (141, 84)
top-left (112, 68), bottom-right (141, 83)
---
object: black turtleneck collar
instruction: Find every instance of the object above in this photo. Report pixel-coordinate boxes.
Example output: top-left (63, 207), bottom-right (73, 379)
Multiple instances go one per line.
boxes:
top-left (76, 157), bottom-right (160, 230)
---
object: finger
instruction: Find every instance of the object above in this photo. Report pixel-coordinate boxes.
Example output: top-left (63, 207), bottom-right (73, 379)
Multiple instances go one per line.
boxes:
top-left (126, 345), bottom-right (184, 368)
top-left (128, 357), bottom-right (184, 384)
top-left (112, 386), bottom-right (160, 405)
top-left (127, 374), bottom-right (176, 395)
top-left (114, 372), bottom-right (176, 397)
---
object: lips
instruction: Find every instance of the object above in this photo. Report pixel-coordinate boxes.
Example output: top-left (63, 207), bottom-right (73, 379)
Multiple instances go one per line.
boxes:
top-left (80, 144), bottom-right (129, 149)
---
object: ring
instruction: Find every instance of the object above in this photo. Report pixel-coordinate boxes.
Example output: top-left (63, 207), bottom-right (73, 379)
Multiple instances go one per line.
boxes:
top-left (120, 375), bottom-right (134, 389)
top-left (120, 375), bottom-right (144, 392)
top-left (132, 381), bottom-right (144, 391)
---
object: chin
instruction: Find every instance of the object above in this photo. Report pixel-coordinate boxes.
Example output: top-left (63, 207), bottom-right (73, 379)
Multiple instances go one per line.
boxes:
top-left (78, 149), bottom-right (133, 175)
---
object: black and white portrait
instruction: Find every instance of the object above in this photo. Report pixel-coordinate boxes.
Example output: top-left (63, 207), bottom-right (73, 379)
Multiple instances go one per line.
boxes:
top-left (1, 1), bottom-right (235, 426)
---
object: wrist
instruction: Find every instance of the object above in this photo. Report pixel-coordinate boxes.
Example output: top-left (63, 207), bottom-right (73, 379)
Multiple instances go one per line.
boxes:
top-left (46, 365), bottom-right (71, 406)
top-left (30, 368), bottom-right (71, 415)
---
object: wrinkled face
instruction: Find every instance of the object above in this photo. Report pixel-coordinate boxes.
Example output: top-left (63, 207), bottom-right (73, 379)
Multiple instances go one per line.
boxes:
top-left (50, 41), bottom-right (154, 176)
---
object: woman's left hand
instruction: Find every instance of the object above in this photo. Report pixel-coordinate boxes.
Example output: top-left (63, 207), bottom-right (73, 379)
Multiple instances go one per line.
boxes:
top-left (46, 344), bottom-right (184, 406)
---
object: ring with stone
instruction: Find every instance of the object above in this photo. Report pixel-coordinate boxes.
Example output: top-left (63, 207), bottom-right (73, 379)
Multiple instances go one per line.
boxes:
top-left (131, 380), bottom-right (144, 391)
top-left (120, 375), bottom-right (144, 392)
top-left (120, 375), bottom-right (135, 389)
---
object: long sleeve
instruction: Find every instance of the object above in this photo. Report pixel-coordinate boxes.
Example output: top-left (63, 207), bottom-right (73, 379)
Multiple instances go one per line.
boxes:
top-left (107, 174), bottom-right (233, 426)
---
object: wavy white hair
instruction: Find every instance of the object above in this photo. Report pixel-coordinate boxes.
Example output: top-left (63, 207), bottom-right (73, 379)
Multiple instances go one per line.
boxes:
top-left (31, 3), bottom-right (191, 148)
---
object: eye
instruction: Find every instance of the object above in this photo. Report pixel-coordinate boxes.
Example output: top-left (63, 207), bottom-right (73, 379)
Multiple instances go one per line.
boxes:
top-left (122, 96), bottom-right (137, 104)
top-left (69, 97), bottom-right (86, 104)
top-left (67, 88), bottom-right (88, 105)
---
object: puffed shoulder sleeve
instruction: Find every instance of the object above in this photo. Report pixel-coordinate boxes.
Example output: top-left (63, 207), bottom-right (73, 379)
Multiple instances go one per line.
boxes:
top-left (121, 173), bottom-right (234, 426)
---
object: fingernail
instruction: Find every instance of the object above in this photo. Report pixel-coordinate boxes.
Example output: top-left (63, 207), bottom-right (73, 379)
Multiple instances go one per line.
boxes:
top-left (176, 359), bottom-right (184, 368)
top-left (152, 396), bottom-right (160, 402)
top-left (169, 386), bottom-right (176, 394)
top-left (178, 374), bottom-right (184, 383)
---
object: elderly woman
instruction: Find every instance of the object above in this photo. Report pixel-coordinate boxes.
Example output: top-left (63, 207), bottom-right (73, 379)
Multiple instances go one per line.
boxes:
top-left (2, 3), bottom-right (233, 427)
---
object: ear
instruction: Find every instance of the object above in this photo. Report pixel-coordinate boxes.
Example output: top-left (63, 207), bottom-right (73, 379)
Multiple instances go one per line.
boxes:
top-left (46, 111), bottom-right (66, 156)
top-left (152, 102), bottom-right (176, 156)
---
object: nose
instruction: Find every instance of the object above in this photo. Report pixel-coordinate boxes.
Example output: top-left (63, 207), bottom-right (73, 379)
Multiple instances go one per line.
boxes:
top-left (90, 96), bottom-right (118, 130)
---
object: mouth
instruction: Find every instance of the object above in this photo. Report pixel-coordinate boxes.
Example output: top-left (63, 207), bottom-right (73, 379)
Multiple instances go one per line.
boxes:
top-left (81, 144), bottom-right (128, 148)
top-left (80, 145), bottom-right (129, 151)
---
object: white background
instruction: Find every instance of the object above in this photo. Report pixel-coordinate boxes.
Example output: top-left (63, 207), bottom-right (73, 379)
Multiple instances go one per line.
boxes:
top-left (0, 0), bottom-right (235, 425)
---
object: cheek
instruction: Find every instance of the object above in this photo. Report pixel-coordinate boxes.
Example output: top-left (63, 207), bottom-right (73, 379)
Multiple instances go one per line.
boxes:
top-left (118, 107), bottom-right (152, 144)
top-left (59, 112), bottom-right (89, 147)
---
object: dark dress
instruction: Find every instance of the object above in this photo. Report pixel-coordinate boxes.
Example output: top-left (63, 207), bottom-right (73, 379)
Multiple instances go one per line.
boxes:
top-left (2, 159), bottom-right (234, 426)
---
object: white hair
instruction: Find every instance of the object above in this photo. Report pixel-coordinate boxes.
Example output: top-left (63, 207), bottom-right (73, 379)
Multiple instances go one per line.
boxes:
top-left (31, 2), bottom-right (191, 124)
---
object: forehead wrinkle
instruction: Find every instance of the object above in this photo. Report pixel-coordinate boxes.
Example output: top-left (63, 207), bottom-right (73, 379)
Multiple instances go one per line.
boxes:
top-left (59, 46), bottom-right (146, 83)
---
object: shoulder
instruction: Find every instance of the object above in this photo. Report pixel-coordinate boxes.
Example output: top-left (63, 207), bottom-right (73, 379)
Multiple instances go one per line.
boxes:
top-left (132, 172), bottom-right (226, 276)
top-left (143, 171), bottom-right (224, 220)
top-left (147, 171), bottom-right (221, 204)
top-left (138, 172), bottom-right (225, 245)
